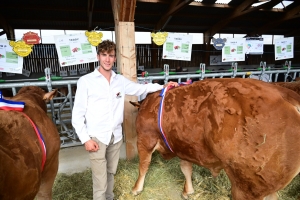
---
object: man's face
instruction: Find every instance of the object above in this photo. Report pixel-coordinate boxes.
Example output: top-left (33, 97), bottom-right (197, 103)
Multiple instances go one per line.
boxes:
top-left (97, 50), bottom-right (116, 71)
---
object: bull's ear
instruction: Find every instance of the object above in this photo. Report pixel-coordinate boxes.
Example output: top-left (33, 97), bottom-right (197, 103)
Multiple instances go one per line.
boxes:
top-left (129, 101), bottom-right (140, 108)
top-left (43, 89), bottom-right (58, 101)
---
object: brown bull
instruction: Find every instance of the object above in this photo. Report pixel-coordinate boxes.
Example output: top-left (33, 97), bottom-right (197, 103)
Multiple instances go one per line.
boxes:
top-left (272, 81), bottom-right (300, 95)
top-left (132, 78), bottom-right (300, 200)
top-left (0, 86), bottom-right (60, 200)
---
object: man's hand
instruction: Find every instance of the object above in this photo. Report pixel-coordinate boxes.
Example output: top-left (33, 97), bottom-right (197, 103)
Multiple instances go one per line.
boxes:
top-left (84, 139), bottom-right (99, 152)
top-left (164, 81), bottom-right (179, 88)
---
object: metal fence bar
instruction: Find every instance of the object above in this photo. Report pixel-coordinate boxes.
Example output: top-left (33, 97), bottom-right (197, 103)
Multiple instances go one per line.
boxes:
top-left (2, 66), bottom-right (300, 148)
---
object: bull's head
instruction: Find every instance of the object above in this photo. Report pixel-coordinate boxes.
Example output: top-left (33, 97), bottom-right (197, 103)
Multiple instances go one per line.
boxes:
top-left (43, 89), bottom-right (58, 102)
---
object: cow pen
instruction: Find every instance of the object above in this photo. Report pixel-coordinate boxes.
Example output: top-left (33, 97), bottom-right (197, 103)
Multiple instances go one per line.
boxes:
top-left (0, 61), bottom-right (300, 148)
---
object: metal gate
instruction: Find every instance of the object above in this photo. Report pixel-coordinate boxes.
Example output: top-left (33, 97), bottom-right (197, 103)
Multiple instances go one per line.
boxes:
top-left (1, 61), bottom-right (299, 148)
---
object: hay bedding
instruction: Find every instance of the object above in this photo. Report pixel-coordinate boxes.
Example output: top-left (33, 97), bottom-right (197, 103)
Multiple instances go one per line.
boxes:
top-left (53, 152), bottom-right (300, 200)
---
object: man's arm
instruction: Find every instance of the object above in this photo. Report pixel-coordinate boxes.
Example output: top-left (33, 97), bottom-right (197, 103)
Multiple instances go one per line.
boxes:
top-left (71, 78), bottom-right (91, 145)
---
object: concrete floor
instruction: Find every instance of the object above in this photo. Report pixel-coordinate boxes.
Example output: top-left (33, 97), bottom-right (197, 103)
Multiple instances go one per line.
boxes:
top-left (58, 142), bottom-right (126, 174)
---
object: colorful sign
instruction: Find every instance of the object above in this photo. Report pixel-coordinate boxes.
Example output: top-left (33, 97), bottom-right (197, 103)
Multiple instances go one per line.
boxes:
top-left (222, 38), bottom-right (246, 62)
top-left (274, 37), bottom-right (293, 61)
top-left (85, 31), bottom-right (103, 46)
top-left (9, 40), bottom-right (33, 57)
top-left (54, 33), bottom-right (98, 67)
top-left (23, 31), bottom-right (41, 45)
top-left (0, 39), bottom-right (23, 74)
top-left (151, 32), bottom-right (168, 46)
top-left (245, 37), bottom-right (264, 55)
top-left (162, 33), bottom-right (193, 61)
top-left (212, 38), bottom-right (226, 50)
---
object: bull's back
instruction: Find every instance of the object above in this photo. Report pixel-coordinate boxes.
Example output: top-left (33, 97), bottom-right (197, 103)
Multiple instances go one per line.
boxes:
top-left (0, 111), bottom-right (42, 199)
top-left (139, 78), bottom-right (300, 174)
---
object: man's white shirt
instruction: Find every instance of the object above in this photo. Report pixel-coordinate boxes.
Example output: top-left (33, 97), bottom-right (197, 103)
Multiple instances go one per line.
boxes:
top-left (72, 68), bottom-right (163, 145)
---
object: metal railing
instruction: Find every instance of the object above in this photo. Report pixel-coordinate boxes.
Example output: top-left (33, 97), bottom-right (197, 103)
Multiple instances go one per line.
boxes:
top-left (1, 61), bottom-right (299, 147)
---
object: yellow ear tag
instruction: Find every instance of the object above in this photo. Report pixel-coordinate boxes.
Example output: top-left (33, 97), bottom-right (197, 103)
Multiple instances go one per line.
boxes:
top-left (85, 31), bottom-right (103, 46)
top-left (9, 40), bottom-right (33, 57)
top-left (151, 32), bottom-right (168, 46)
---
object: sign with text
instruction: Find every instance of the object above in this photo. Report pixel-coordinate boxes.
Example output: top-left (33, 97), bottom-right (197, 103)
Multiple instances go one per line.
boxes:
top-left (245, 37), bottom-right (264, 55)
top-left (54, 33), bottom-right (98, 67)
top-left (0, 39), bottom-right (23, 74)
top-left (162, 33), bottom-right (193, 61)
top-left (222, 38), bottom-right (246, 62)
top-left (274, 37), bottom-right (293, 61)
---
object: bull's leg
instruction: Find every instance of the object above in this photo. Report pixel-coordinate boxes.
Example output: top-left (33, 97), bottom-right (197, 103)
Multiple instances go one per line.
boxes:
top-left (264, 193), bottom-right (278, 200)
top-left (180, 159), bottom-right (194, 199)
top-left (226, 167), bottom-right (276, 200)
top-left (132, 149), bottom-right (152, 195)
top-left (36, 155), bottom-right (59, 199)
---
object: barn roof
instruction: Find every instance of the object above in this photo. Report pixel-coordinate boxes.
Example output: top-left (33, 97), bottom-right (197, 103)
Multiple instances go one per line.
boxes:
top-left (0, 0), bottom-right (299, 43)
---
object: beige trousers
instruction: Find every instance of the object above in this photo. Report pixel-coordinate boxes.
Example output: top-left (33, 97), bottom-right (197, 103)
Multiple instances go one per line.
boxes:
top-left (89, 135), bottom-right (123, 200)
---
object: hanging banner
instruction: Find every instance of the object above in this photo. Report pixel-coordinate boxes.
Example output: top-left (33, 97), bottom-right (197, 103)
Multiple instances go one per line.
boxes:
top-left (245, 37), bottom-right (264, 55)
top-left (54, 33), bottom-right (97, 67)
top-left (0, 39), bottom-right (23, 74)
top-left (274, 37), bottom-right (293, 61)
top-left (162, 33), bottom-right (193, 61)
top-left (222, 38), bottom-right (246, 62)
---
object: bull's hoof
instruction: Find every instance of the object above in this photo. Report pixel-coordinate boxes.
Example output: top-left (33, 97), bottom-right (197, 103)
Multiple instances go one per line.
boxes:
top-left (181, 192), bottom-right (189, 200)
top-left (181, 190), bottom-right (194, 200)
top-left (131, 190), bottom-right (142, 196)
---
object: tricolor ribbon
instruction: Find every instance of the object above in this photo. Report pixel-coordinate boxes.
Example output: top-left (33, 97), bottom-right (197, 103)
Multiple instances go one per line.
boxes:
top-left (158, 80), bottom-right (193, 152)
top-left (0, 92), bottom-right (47, 171)
top-left (0, 91), bottom-right (25, 111)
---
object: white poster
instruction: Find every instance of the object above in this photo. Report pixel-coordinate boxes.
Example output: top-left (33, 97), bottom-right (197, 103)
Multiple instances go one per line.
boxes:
top-left (222, 38), bottom-right (246, 62)
top-left (0, 39), bottom-right (23, 74)
top-left (245, 37), bottom-right (264, 55)
top-left (274, 37), bottom-right (293, 61)
top-left (162, 33), bottom-right (193, 61)
top-left (210, 55), bottom-right (231, 65)
top-left (54, 33), bottom-right (97, 67)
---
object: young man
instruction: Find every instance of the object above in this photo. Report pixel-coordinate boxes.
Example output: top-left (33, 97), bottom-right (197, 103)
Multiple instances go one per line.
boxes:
top-left (71, 40), bottom-right (178, 200)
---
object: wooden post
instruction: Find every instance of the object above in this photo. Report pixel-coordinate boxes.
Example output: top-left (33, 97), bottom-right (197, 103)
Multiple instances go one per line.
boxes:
top-left (151, 42), bottom-right (158, 68)
top-left (115, 22), bottom-right (138, 160)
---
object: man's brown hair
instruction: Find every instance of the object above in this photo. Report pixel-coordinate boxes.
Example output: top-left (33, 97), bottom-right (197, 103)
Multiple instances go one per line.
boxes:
top-left (97, 40), bottom-right (116, 55)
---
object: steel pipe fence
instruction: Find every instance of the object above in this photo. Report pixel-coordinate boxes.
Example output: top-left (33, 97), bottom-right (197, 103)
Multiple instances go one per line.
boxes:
top-left (1, 62), bottom-right (299, 148)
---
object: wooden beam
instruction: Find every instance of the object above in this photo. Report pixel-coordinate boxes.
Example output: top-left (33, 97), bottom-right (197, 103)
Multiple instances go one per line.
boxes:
top-left (253, 4), bottom-right (300, 36)
top-left (111, 0), bottom-right (120, 23)
top-left (0, 14), bottom-right (15, 40)
top-left (155, 0), bottom-right (194, 31)
top-left (137, 0), bottom-right (169, 3)
top-left (111, 0), bottom-right (138, 159)
top-left (115, 22), bottom-right (138, 160)
top-left (87, 0), bottom-right (95, 30)
top-left (202, 0), bottom-right (284, 44)
top-left (111, 0), bottom-right (136, 22)
top-left (119, 0), bottom-right (136, 21)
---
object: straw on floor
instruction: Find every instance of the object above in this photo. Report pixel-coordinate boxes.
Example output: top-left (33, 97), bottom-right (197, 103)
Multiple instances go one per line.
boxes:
top-left (53, 152), bottom-right (300, 200)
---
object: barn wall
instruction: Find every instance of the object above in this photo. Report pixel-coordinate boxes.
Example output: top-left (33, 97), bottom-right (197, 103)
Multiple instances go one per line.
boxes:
top-left (136, 44), bottom-right (300, 69)
top-left (0, 43), bottom-right (299, 81)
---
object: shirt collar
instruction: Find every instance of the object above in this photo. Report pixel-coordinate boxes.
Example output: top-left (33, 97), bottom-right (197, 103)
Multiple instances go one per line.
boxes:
top-left (93, 67), bottom-right (117, 79)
